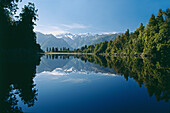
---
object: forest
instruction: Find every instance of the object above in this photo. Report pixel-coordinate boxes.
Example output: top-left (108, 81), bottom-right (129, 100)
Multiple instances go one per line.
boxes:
top-left (0, 0), bottom-right (42, 54)
top-left (75, 9), bottom-right (170, 59)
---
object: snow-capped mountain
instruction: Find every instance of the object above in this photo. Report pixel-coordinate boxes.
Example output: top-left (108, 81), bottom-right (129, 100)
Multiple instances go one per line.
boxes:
top-left (56, 33), bottom-right (93, 40)
top-left (56, 32), bottom-right (121, 49)
top-left (36, 32), bottom-right (73, 51)
top-left (36, 32), bottom-right (121, 50)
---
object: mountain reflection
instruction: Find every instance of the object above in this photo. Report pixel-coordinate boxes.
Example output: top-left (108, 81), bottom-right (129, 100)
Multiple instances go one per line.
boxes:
top-left (45, 54), bottom-right (170, 102)
top-left (0, 55), bottom-right (41, 113)
top-left (37, 54), bottom-right (116, 75)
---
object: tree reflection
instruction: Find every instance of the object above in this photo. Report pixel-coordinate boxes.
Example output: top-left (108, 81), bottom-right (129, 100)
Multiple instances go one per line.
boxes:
top-left (44, 54), bottom-right (170, 102)
top-left (0, 54), bottom-right (41, 113)
top-left (46, 54), bottom-right (70, 60)
top-left (70, 55), bottom-right (170, 102)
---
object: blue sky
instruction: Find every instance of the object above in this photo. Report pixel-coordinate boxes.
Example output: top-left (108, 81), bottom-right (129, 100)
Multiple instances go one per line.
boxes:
top-left (18, 0), bottom-right (170, 35)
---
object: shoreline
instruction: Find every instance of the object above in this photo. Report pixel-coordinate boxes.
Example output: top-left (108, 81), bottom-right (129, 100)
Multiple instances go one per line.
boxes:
top-left (43, 52), bottom-right (153, 58)
top-left (44, 52), bottom-right (94, 55)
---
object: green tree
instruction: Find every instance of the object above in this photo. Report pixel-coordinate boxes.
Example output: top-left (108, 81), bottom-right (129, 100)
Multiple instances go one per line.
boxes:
top-left (148, 14), bottom-right (157, 27)
top-left (125, 29), bottom-right (130, 37)
top-left (55, 48), bottom-right (58, 52)
top-left (137, 23), bottom-right (145, 32)
top-left (156, 9), bottom-right (164, 23)
top-left (52, 47), bottom-right (55, 52)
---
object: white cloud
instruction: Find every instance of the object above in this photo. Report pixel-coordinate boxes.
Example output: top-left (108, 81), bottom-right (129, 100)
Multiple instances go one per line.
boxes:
top-left (48, 31), bottom-right (68, 36)
top-left (35, 25), bottom-right (69, 35)
top-left (62, 23), bottom-right (89, 29)
top-left (35, 23), bottom-right (89, 35)
top-left (99, 32), bottom-right (118, 35)
top-left (61, 78), bottom-right (88, 83)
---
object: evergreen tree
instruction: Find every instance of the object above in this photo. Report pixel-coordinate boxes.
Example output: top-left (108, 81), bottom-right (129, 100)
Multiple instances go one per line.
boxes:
top-left (156, 9), bottom-right (164, 23)
top-left (55, 48), bottom-right (58, 52)
top-left (52, 47), bottom-right (55, 52)
top-left (148, 14), bottom-right (157, 27)
top-left (49, 48), bottom-right (51, 52)
top-left (74, 9), bottom-right (169, 59)
top-left (125, 29), bottom-right (130, 37)
top-left (166, 8), bottom-right (170, 19)
top-left (137, 23), bottom-right (145, 32)
top-left (85, 45), bottom-right (87, 49)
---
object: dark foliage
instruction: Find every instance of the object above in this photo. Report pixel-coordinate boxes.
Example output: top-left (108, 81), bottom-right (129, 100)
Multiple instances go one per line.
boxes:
top-left (0, 55), bottom-right (41, 113)
top-left (0, 0), bottom-right (42, 53)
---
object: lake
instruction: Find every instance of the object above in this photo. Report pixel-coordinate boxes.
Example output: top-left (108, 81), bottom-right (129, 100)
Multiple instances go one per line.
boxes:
top-left (0, 54), bottom-right (169, 113)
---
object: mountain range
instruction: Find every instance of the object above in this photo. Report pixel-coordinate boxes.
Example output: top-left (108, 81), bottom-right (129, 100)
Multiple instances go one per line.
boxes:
top-left (36, 32), bottom-right (121, 51)
top-left (36, 32), bottom-right (73, 51)
top-left (56, 33), bottom-right (121, 49)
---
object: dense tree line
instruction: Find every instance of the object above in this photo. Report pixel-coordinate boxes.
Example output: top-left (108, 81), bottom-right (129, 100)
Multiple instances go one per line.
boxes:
top-left (76, 9), bottom-right (170, 58)
top-left (0, 0), bottom-right (42, 53)
top-left (46, 47), bottom-right (70, 52)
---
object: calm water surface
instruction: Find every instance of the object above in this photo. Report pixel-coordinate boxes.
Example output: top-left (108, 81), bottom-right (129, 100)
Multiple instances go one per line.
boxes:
top-left (0, 55), bottom-right (169, 113)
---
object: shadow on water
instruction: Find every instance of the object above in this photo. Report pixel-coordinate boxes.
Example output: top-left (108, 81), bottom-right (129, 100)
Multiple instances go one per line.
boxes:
top-left (0, 54), bottom-right (42, 113)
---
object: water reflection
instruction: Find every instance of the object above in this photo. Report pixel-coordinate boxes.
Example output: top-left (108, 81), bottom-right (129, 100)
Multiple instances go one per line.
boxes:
top-left (38, 54), bottom-right (116, 75)
top-left (0, 54), bottom-right (169, 112)
top-left (0, 55), bottom-right (41, 113)
top-left (44, 54), bottom-right (170, 102)
top-left (78, 55), bottom-right (170, 102)
top-left (46, 54), bottom-right (70, 60)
